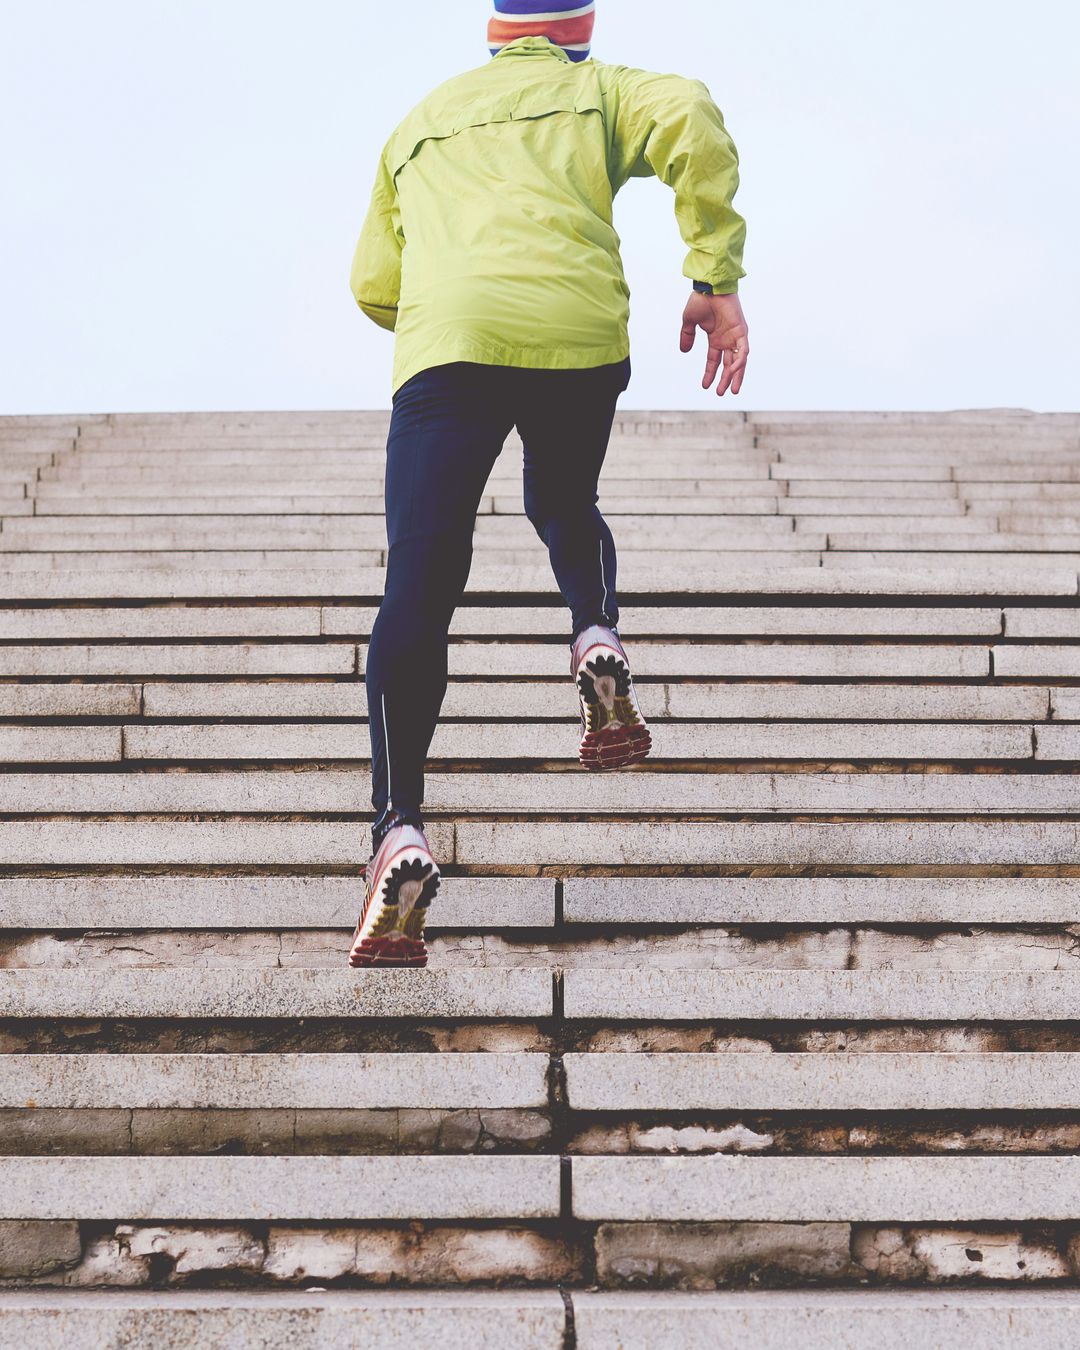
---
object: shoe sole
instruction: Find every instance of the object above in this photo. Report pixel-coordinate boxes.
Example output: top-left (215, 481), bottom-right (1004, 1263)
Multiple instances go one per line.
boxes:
top-left (576, 645), bottom-right (652, 772)
top-left (349, 845), bottom-right (441, 968)
top-left (580, 720), bottom-right (652, 771)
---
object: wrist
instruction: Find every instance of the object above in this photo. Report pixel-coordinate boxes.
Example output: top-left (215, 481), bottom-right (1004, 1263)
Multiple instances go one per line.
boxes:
top-left (692, 280), bottom-right (738, 296)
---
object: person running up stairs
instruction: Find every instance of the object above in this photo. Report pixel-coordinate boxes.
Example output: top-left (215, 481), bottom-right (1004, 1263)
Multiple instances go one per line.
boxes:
top-left (347, 0), bottom-right (750, 967)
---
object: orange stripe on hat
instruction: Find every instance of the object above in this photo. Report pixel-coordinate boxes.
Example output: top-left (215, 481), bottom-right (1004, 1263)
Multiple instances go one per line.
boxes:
top-left (487, 13), bottom-right (595, 47)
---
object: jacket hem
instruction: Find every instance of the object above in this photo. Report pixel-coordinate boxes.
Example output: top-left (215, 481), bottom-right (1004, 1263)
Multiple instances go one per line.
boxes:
top-left (391, 339), bottom-right (631, 396)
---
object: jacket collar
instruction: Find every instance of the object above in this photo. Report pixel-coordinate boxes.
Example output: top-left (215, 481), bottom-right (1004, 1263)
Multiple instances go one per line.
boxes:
top-left (492, 35), bottom-right (572, 63)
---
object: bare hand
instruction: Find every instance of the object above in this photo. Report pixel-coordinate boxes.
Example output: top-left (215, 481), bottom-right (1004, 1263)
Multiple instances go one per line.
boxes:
top-left (679, 291), bottom-right (749, 396)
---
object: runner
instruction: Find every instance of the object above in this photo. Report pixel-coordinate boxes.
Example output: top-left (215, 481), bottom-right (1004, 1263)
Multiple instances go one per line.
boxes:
top-left (348, 2), bottom-right (748, 966)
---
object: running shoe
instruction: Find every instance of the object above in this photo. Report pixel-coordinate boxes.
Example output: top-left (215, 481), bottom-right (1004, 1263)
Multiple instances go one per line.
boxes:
top-left (348, 817), bottom-right (440, 968)
top-left (571, 623), bottom-right (651, 771)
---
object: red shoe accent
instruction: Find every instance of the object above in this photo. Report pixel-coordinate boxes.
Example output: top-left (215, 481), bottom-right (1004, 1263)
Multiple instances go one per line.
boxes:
top-left (349, 933), bottom-right (429, 968)
top-left (580, 722), bottom-right (652, 771)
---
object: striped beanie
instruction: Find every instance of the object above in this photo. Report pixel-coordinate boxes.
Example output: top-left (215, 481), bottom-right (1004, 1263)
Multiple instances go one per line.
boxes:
top-left (488, 1), bottom-right (595, 63)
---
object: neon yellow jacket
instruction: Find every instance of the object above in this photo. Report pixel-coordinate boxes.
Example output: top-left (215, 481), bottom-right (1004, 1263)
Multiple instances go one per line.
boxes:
top-left (350, 36), bottom-right (746, 395)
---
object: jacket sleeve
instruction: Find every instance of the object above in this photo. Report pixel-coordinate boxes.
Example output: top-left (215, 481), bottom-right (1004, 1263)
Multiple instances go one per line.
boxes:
top-left (601, 65), bottom-right (746, 293)
top-left (349, 147), bottom-right (403, 331)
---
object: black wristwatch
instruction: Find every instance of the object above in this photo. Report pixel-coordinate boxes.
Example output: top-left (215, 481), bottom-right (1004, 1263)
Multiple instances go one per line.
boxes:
top-left (693, 280), bottom-right (729, 295)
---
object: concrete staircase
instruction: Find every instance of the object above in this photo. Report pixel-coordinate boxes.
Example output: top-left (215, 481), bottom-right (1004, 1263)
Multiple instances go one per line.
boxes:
top-left (2, 407), bottom-right (1080, 1347)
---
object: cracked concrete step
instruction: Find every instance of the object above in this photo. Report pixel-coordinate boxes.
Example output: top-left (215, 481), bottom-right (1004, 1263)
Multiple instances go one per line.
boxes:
top-left (1035, 726), bottom-right (1080, 758)
top-left (0, 1291), bottom-right (567, 1350)
top-left (0, 728), bottom-right (122, 762)
top-left (114, 722), bottom-right (1032, 763)
top-left (0, 1155), bottom-right (561, 1220)
top-left (0, 604), bottom-right (1006, 640)
top-left (564, 1052), bottom-right (1080, 1111)
top-left (129, 681), bottom-right (1047, 722)
top-left (4, 819), bottom-right (1072, 867)
top-left (432, 644), bottom-right (991, 678)
top-left (453, 819), bottom-right (1080, 867)
top-left (4, 771), bottom-right (1071, 815)
top-left (828, 532), bottom-right (1080, 551)
top-left (561, 969), bottom-right (1080, 1021)
top-left (35, 469), bottom-right (766, 491)
top-left (562, 876), bottom-right (1080, 924)
top-left (0, 1053), bottom-right (549, 1109)
top-left (0, 875), bottom-right (554, 930)
top-left (0, 641), bottom-right (993, 679)
top-left (573, 1290), bottom-right (1080, 1349)
top-left (0, 820), bottom-right (451, 866)
top-left (0, 968), bottom-right (552, 1019)
top-left (0, 550), bottom-right (387, 572)
top-left (24, 1048), bottom-right (1076, 1113)
top-left (32, 496), bottom-right (397, 516)
top-left (1, 565), bottom-right (1074, 599)
top-left (775, 497), bottom-right (966, 516)
top-left (1005, 609), bottom-right (1080, 637)
top-left (0, 684), bottom-right (142, 716)
top-left (995, 646), bottom-right (1080, 676)
top-left (824, 551), bottom-right (1080, 570)
top-left (0, 607), bottom-right (318, 639)
top-left (366, 604), bottom-right (1001, 637)
top-left (571, 1155), bottom-right (1080, 1222)
top-left (0, 644), bottom-right (356, 677)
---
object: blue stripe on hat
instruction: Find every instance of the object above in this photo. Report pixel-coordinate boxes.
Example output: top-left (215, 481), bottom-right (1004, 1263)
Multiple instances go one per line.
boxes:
top-left (494, 0), bottom-right (591, 14)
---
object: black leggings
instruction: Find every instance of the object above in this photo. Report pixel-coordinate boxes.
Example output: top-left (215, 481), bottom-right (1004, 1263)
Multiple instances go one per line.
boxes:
top-left (365, 356), bottom-right (632, 840)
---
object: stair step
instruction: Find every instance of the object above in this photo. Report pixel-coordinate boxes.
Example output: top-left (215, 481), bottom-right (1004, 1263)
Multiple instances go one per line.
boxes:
top-left (572, 1290), bottom-right (1080, 1350)
top-left (561, 969), bottom-right (1080, 1021)
top-left (0, 1053), bottom-right (549, 1109)
top-left (0, 1155), bottom-right (561, 1220)
top-left (0, 968), bottom-right (552, 1019)
top-left (571, 1155), bottom-right (1080, 1222)
top-left (1, 565), bottom-right (1075, 599)
top-left (0, 1291), bottom-right (567, 1350)
top-left (563, 1052), bottom-right (1080, 1110)
top-left (3, 771), bottom-right (1075, 814)
top-left (0, 603), bottom-right (1008, 639)
top-left (561, 876), bottom-right (1079, 924)
top-left (0, 875), bottom-right (554, 930)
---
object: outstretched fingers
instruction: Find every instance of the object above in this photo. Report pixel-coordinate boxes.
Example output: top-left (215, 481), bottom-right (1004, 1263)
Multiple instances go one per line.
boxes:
top-left (702, 334), bottom-right (725, 390)
top-left (717, 339), bottom-right (749, 397)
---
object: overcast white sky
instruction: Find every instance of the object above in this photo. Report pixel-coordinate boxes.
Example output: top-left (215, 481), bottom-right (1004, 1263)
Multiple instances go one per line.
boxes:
top-left (2, 0), bottom-right (1077, 414)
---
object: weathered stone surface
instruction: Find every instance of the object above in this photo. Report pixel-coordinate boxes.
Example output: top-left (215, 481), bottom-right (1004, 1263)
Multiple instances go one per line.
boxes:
top-left (850, 929), bottom-right (1080, 970)
top-left (0, 1053), bottom-right (549, 1109)
top-left (0, 564), bottom-right (1074, 600)
top-left (573, 1155), bottom-right (1080, 1222)
top-left (9, 769), bottom-right (1078, 816)
top-left (572, 1289), bottom-right (1080, 1349)
top-left (0, 606), bottom-right (321, 639)
top-left (565, 1053), bottom-right (1080, 1112)
top-left (0, 968), bottom-right (552, 1019)
top-left (0, 820), bottom-right (452, 866)
top-left (595, 1221), bottom-right (853, 1288)
top-left (0, 727), bottom-right (121, 763)
top-left (0, 875), bottom-right (553, 931)
top-left (123, 1225), bottom-right (265, 1276)
top-left (0, 1109), bottom-right (132, 1155)
top-left (852, 1226), bottom-right (1069, 1281)
top-left (563, 877), bottom-right (1080, 925)
top-left (0, 643), bottom-right (353, 676)
top-left (0, 1156), bottom-right (561, 1220)
top-left (0, 1221), bottom-right (81, 1278)
top-left (327, 604), bottom-right (1003, 638)
top-left (0, 684), bottom-right (140, 716)
top-left (457, 819), bottom-right (1080, 867)
top-left (0, 1290), bottom-right (567, 1348)
top-left (562, 970), bottom-right (1080, 1022)
top-left (430, 642), bottom-right (988, 679)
